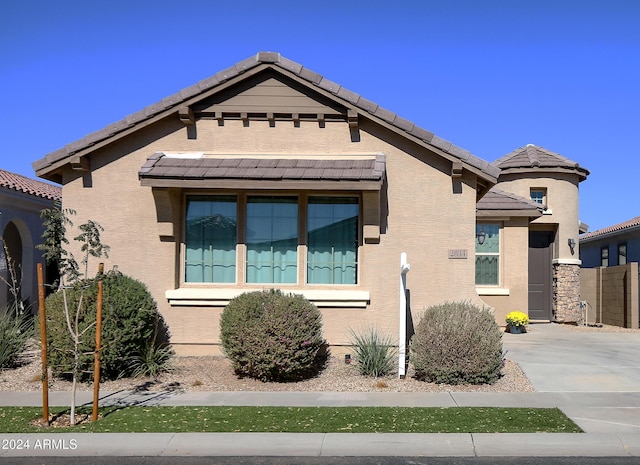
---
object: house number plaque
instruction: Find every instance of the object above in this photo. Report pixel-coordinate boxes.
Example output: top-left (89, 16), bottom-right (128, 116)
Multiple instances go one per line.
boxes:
top-left (448, 249), bottom-right (468, 259)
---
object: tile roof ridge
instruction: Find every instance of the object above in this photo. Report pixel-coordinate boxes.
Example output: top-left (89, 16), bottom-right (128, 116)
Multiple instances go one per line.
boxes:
top-left (580, 215), bottom-right (640, 240)
top-left (0, 168), bottom-right (61, 200)
top-left (34, 51), bottom-right (500, 182)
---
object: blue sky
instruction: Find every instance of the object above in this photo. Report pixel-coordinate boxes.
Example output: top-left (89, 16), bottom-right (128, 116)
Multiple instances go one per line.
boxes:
top-left (2, 0), bottom-right (639, 231)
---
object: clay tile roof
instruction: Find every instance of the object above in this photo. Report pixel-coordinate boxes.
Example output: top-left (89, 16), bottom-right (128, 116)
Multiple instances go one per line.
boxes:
top-left (139, 154), bottom-right (386, 183)
top-left (580, 216), bottom-right (640, 241)
top-left (0, 169), bottom-right (61, 201)
top-left (34, 52), bottom-right (500, 183)
top-left (476, 187), bottom-right (544, 217)
top-left (492, 144), bottom-right (589, 180)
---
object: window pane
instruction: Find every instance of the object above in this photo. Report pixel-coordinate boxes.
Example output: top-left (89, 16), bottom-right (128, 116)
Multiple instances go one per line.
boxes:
top-left (475, 256), bottom-right (499, 285)
top-left (530, 190), bottom-right (545, 205)
top-left (475, 224), bottom-right (499, 285)
top-left (601, 246), bottom-right (609, 267)
top-left (476, 224), bottom-right (499, 253)
top-left (185, 195), bottom-right (237, 283)
top-left (246, 197), bottom-right (298, 283)
top-left (307, 197), bottom-right (358, 284)
top-left (618, 244), bottom-right (627, 265)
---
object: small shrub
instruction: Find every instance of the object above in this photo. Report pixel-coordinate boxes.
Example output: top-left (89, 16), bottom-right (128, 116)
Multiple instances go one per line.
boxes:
top-left (43, 270), bottom-right (172, 381)
top-left (220, 289), bottom-right (326, 382)
top-left (348, 326), bottom-right (397, 377)
top-left (0, 307), bottom-right (32, 369)
top-left (410, 301), bottom-right (503, 385)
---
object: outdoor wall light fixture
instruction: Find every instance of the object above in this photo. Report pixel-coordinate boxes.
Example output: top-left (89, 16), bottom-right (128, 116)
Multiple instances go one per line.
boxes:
top-left (568, 238), bottom-right (576, 254)
top-left (344, 354), bottom-right (351, 364)
top-left (476, 230), bottom-right (486, 245)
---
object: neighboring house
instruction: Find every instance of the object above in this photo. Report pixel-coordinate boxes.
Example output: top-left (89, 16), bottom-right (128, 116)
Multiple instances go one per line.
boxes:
top-left (478, 145), bottom-right (589, 323)
top-left (580, 216), bottom-right (640, 268)
top-left (32, 52), bottom-right (587, 354)
top-left (0, 169), bottom-right (61, 311)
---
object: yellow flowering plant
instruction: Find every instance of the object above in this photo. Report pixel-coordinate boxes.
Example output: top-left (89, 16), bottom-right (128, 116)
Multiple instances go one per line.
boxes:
top-left (505, 311), bottom-right (529, 328)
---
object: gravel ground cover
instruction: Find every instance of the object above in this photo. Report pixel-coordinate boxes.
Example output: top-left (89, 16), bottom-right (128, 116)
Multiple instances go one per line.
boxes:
top-left (1, 324), bottom-right (635, 394)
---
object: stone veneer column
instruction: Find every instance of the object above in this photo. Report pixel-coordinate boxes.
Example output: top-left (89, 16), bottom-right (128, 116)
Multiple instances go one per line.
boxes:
top-left (553, 263), bottom-right (582, 323)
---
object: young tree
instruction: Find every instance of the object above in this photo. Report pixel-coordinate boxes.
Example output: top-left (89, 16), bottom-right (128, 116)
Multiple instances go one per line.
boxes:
top-left (37, 202), bottom-right (110, 425)
top-left (36, 200), bottom-right (79, 285)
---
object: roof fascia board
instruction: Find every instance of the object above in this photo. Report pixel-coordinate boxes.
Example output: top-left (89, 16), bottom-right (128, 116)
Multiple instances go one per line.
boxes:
top-left (580, 224), bottom-right (640, 243)
top-left (476, 209), bottom-right (543, 218)
top-left (140, 178), bottom-right (382, 191)
top-left (499, 166), bottom-right (588, 181)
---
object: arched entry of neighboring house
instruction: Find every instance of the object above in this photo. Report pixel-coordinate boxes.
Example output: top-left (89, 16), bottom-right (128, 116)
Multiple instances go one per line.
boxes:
top-left (1, 221), bottom-right (23, 309)
top-left (528, 231), bottom-right (553, 320)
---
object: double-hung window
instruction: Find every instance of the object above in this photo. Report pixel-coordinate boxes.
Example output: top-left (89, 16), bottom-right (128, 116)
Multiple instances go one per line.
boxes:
top-left (475, 224), bottom-right (500, 285)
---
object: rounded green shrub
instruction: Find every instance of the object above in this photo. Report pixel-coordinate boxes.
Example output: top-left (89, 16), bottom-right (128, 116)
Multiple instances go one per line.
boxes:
top-left (220, 290), bottom-right (327, 382)
top-left (44, 270), bottom-right (172, 381)
top-left (410, 301), bottom-right (503, 385)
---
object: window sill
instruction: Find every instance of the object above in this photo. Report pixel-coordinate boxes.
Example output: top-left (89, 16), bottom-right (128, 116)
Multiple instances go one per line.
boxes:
top-left (165, 288), bottom-right (370, 308)
top-left (476, 287), bottom-right (510, 296)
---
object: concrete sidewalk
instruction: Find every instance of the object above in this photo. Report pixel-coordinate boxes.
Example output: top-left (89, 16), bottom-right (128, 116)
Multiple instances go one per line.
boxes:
top-left (1, 323), bottom-right (639, 457)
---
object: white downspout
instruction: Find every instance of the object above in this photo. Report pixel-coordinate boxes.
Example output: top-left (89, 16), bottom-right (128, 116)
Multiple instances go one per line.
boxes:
top-left (399, 252), bottom-right (411, 378)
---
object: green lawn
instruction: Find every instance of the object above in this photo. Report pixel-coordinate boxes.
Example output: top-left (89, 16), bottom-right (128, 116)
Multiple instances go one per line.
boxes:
top-left (0, 406), bottom-right (582, 433)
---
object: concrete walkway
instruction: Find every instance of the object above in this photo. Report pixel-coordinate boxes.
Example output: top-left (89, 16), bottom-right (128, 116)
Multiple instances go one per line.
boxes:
top-left (1, 323), bottom-right (639, 457)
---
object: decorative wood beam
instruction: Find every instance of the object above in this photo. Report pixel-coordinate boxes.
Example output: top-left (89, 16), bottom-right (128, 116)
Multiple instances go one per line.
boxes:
top-left (70, 156), bottom-right (90, 172)
top-left (451, 161), bottom-right (463, 178)
top-left (348, 110), bottom-right (359, 130)
top-left (178, 106), bottom-right (195, 125)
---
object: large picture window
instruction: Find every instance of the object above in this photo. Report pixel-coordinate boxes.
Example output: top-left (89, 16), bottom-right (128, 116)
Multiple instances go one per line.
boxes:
top-left (185, 195), bottom-right (237, 283)
top-left (246, 196), bottom-right (298, 284)
top-left (184, 194), bottom-right (361, 286)
top-left (307, 197), bottom-right (358, 284)
top-left (475, 224), bottom-right (500, 285)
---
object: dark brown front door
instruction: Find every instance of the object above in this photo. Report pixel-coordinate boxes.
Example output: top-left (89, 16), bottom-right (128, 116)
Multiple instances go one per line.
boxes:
top-left (529, 231), bottom-right (553, 320)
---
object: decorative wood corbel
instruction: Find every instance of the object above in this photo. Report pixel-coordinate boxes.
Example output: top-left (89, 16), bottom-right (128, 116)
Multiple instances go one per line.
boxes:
top-left (348, 110), bottom-right (358, 130)
top-left (178, 106), bottom-right (195, 125)
top-left (70, 156), bottom-right (90, 172)
top-left (451, 161), bottom-right (463, 178)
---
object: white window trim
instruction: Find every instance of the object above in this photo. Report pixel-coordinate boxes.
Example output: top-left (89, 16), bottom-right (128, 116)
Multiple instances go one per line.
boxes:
top-left (476, 287), bottom-right (510, 296)
top-left (166, 288), bottom-right (370, 308)
top-left (475, 223), bottom-right (502, 287)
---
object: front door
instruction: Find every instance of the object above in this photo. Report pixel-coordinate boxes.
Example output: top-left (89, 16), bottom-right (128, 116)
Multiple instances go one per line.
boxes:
top-left (528, 231), bottom-right (553, 320)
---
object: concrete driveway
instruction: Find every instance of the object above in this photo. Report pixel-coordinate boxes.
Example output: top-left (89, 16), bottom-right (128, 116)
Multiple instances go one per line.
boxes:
top-left (503, 323), bottom-right (640, 393)
top-left (503, 322), bottom-right (640, 434)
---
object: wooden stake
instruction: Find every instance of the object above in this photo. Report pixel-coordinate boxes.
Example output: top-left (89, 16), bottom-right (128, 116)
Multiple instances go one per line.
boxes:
top-left (92, 263), bottom-right (104, 422)
top-left (37, 263), bottom-right (49, 425)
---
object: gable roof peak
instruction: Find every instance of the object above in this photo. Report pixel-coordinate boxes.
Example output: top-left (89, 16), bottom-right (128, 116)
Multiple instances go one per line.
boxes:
top-left (33, 51), bottom-right (500, 184)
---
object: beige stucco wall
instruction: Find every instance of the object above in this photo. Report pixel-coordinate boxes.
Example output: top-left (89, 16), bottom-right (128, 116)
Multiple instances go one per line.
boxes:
top-left (60, 115), bottom-right (485, 354)
top-left (496, 173), bottom-right (581, 262)
top-left (478, 216), bottom-right (530, 325)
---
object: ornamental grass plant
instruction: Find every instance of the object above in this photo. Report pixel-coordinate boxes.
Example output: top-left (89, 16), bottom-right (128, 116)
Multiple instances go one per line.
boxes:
top-left (348, 326), bottom-right (397, 377)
